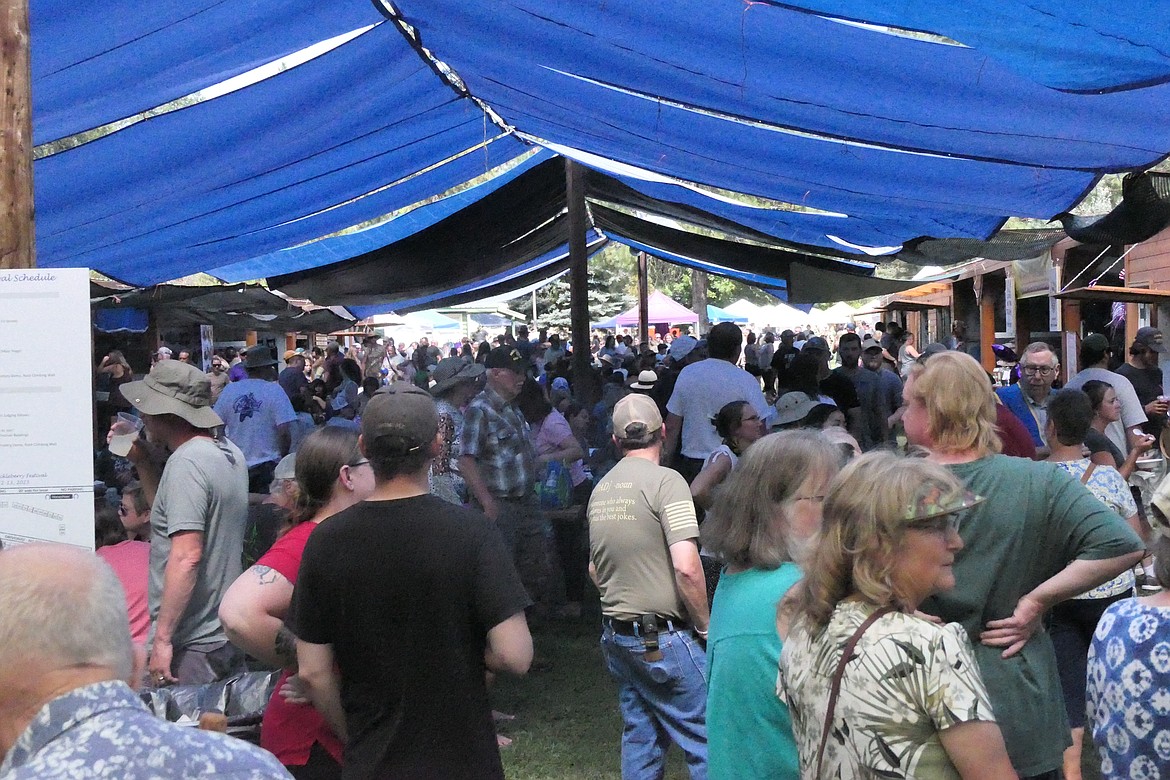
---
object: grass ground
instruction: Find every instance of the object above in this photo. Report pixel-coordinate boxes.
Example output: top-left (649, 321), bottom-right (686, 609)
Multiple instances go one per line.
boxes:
top-left (493, 602), bottom-right (691, 780)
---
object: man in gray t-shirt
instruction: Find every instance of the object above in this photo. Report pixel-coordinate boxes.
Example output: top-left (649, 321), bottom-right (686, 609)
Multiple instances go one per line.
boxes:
top-left (123, 361), bottom-right (249, 686)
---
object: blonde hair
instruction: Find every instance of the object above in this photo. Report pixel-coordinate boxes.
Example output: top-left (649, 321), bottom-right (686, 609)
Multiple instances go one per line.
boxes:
top-left (782, 450), bottom-right (967, 632)
top-left (701, 430), bottom-right (839, 569)
top-left (905, 351), bottom-right (1001, 456)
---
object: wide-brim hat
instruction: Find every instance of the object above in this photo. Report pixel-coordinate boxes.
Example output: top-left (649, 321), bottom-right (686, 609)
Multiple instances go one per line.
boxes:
top-left (429, 357), bottom-right (485, 396)
top-left (244, 346), bottom-right (277, 368)
top-left (773, 391), bottom-right (819, 426)
top-left (121, 361), bottom-right (223, 429)
top-left (629, 370), bottom-right (658, 390)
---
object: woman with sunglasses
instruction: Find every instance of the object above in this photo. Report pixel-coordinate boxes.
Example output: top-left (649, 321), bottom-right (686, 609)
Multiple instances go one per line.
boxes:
top-left (219, 427), bottom-right (375, 779)
top-left (690, 400), bottom-right (767, 510)
top-left (778, 451), bottom-right (1016, 779)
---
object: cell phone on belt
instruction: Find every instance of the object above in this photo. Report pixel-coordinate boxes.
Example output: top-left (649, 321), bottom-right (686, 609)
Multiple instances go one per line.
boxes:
top-left (641, 614), bottom-right (663, 662)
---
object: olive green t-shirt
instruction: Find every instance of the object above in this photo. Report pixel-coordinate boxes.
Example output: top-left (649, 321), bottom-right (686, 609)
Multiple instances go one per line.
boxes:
top-left (920, 455), bottom-right (1143, 777)
top-left (587, 456), bottom-right (699, 622)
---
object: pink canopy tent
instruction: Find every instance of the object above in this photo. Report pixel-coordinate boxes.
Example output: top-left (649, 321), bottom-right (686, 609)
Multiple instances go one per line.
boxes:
top-left (596, 290), bottom-right (699, 328)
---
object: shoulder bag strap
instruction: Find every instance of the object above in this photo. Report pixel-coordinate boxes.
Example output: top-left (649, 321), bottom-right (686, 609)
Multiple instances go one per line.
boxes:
top-left (814, 605), bottom-right (894, 778)
top-left (1080, 462), bottom-right (1097, 484)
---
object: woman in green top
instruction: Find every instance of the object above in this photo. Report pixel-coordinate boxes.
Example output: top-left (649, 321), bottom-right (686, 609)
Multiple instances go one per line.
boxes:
top-left (902, 351), bottom-right (1145, 779)
top-left (699, 430), bottom-right (839, 779)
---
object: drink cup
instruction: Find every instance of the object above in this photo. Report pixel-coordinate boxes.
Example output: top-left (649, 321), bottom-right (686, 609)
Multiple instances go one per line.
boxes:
top-left (108, 413), bottom-right (144, 457)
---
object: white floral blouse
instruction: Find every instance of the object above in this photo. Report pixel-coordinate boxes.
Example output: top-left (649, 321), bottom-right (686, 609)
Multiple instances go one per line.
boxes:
top-left (778, 601), bottom-right (996, 779)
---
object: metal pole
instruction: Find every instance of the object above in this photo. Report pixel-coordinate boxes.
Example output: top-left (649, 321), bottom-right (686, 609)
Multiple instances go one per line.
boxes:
top-left (566, 159), bottom-right (595, 403)
top-left (1, 0), bottom-right (34, 269)
top-left (637, 251), bottom-right (649, 346)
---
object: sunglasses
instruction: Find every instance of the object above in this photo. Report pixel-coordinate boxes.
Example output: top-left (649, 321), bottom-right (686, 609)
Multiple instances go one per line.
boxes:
top-left (905, 513), bottom-right (961, 535)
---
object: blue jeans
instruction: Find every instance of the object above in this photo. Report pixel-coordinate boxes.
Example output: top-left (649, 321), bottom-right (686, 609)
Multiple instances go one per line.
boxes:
top-left (600, 624), bottom-right (708, 780)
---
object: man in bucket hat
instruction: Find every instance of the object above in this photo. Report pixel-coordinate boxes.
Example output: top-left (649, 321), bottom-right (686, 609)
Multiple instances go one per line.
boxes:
top-left (122, 360), bottom-right (249, 687)
top-left (214, 345), bottom-right (297, 494)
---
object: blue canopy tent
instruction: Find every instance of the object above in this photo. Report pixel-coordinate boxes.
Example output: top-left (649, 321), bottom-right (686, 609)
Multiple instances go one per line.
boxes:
top-left (26, 0), bottom-right (1170, 310)
top-left (707, 305), bottom-right (747, 324)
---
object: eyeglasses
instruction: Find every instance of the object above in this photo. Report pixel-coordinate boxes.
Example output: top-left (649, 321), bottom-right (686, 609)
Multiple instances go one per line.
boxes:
top-left (118, 503), bottom-right (129, 516)
top-left (1021, 365), bottom-right (1056, 376)
top-left (347, 459), bottom-right (370, 468)
top-left (906, 513), bottom-right (961, 535)
top-left (793, 495), bottom-right (825, 504)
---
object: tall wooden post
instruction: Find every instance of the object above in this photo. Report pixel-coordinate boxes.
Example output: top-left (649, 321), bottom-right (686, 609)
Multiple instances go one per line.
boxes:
top-left (1, 0), bottom-right (34, 269)
top-left (566, 159), bottom-right (595, 403)
top-left (691, 269), bottom-right (709, 336)
top-left (637, 251), bottom-right (649, 346)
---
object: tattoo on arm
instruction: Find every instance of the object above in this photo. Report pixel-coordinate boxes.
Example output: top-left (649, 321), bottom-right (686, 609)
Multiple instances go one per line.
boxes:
top-left (252, 565), bottom-right (279, 585)
top-left (275, 624), bottom-right (298, 670)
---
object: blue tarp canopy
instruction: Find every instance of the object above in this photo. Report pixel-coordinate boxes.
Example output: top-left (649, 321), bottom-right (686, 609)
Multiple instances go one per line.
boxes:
top-left (707, 305), bottom-right (747, 324)
top-left (29, 0), bottom-right (1170, 308)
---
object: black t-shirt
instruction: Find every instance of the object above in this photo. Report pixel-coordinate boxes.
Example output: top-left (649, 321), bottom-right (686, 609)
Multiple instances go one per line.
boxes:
top-left (288, 495), bottom-right (530, 780)
top-left (1085, 427), bottom-right (1125, 469)
top-left (1116, 363), bottom-right (1165, 439)
top-left (821, 369), bottom-right (860, 411)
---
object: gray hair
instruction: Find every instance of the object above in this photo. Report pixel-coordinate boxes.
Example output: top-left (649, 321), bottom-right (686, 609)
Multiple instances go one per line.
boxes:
top-left (1023, 341), bottom-right (1059, 365)
top-left (700, 430), bottom-right (840, 569)
top-left (0, 546), bottom-right (134, 681)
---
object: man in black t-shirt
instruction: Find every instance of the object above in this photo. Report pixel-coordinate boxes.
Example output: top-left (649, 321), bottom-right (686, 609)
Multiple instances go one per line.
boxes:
top-left (1117, 326), bottom-right (1168, 441)
top-left (288, 382), bottom-right (532, 780)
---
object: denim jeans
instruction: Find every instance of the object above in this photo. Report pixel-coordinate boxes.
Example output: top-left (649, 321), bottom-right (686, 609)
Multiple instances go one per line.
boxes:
top-left (600, 624), bottom-right (708, 780)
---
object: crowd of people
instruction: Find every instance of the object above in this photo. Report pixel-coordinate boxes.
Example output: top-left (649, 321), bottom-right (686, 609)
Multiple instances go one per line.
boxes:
top-left (5, 318), bottom-right (1169, 778)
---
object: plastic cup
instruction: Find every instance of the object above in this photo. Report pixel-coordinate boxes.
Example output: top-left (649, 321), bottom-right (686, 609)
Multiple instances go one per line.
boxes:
top-left (109, 413), bottom-right (144, 457)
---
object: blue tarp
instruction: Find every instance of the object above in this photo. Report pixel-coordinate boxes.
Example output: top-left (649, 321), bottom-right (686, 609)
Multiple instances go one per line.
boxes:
top-left (707, 304), bottom-right (747, 324)
top-left (32, 0), bottom-right (384, 144)
top-left (93, 307), bottom-right (149, 334)
top-left (29, 0), bottom-right (1170, 302)
top-left (209, 148), bottom-right (554, 283)
top-left (766, 1), bottom-right (1170, 93)
top-left (35, 23), bottom-right (526, 285)
top-left (391, 0), bottom-right (1168, 227)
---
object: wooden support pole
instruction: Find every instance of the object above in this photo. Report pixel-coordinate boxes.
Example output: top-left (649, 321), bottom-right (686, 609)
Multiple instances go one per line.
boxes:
top-left (566, 159), bottom-right (594, 403)
top-left (637, 251), bottom-right (649, 346)
top-left (1, 0), bottom-right (34, 269)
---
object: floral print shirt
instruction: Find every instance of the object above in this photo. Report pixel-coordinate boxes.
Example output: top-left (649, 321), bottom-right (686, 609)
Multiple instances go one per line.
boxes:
top-left (778, 601), bottom-right (996, 779)
top-left (0, 680), bottom-right (291, 779)
top-left (1053, 459), bottom-right (1138, 599)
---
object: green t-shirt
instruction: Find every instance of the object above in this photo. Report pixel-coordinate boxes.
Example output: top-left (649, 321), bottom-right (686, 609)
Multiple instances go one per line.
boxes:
top-left (587, 456), bottom-right (699, 622)
top-left (919, 455), bottom-right (1143, 777)
top-left (707, 564), bottom-right (802, 780)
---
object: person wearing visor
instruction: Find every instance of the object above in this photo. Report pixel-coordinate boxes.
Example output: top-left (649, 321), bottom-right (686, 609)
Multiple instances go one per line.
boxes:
top-left (780, 451), bottom-right (1014, 779)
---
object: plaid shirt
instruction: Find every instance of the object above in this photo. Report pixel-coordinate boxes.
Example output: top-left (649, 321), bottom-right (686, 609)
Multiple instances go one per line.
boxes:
top-left (461, 385), bottom-right (536, 498)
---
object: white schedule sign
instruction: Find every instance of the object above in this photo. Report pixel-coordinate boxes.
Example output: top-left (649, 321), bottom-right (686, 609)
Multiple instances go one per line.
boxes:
top-left (0, 268), bottom-right (95, 550)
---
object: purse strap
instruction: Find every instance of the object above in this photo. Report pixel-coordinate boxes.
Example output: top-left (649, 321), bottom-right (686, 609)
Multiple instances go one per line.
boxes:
top-left (814, 605), bottom-right (893, 778)
top-left (1080, 462), bottom-right (1096, 484)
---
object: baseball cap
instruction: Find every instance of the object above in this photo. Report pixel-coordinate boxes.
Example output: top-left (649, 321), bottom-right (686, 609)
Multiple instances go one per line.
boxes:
top-left (273, 453), bottom-right (297, 481)
top-left (1135, 326), bottom-right (1167, 353)
top-left (284, 349), bottom-right (303, 361)
top-left (668, 335), bottom-right (698, 362)
top-left (918, 342), bottom-right (949, 362)
top-left (860, 336), bottom-right (882, 352)
top-left (802, 336), bottom-right (829, 353)
top-left (611, 393), bottom-right (663, 440)
top-left (485, 346), bottom-right (526, 372)
top-left (361, 382), bottom-right (439, 453)
top-left (1082, 333), bottom-right (1111, 353)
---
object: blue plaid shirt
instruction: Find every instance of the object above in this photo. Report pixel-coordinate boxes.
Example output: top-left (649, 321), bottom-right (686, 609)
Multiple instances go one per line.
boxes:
top-left (0, 680), bottom-right (290, 779)
top-left (460, 385), bottom-right (536, 498)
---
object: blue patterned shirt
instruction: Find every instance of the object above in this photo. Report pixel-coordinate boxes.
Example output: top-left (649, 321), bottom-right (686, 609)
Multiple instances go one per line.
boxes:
top-left (460, 385), bottom-right (536, 498)
top-left (0, 680), bottom-right (291, 779)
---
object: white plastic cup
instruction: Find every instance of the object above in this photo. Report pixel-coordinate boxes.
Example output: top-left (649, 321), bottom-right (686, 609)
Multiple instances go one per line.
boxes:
top-left (108, 413), bottom-right (144, 457)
